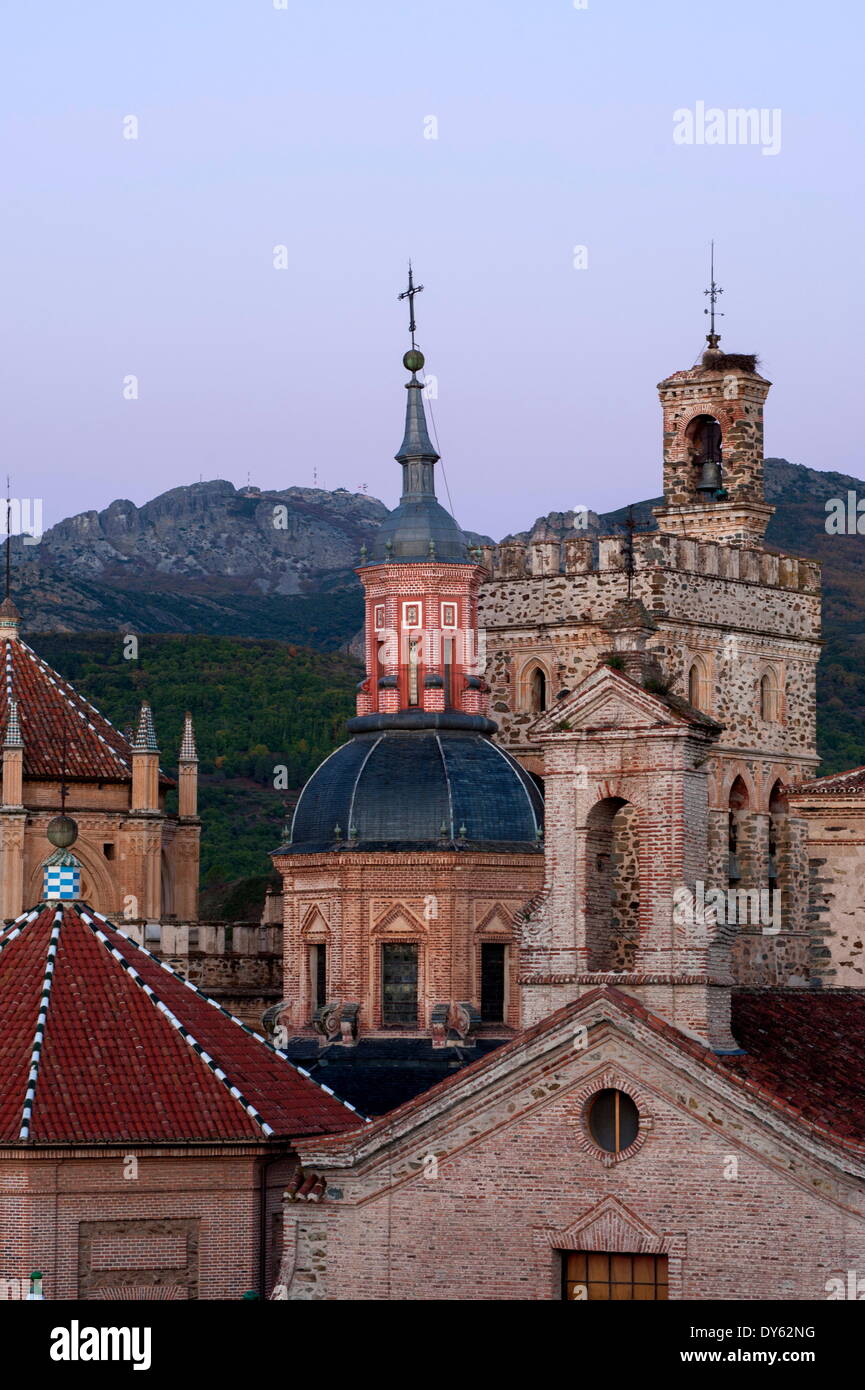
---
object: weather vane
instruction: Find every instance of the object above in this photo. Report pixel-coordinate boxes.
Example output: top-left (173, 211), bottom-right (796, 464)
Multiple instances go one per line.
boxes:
top-left (703, 240), bottom-right (724, 346)
top-left (398, 261), bottom-right (424, 352)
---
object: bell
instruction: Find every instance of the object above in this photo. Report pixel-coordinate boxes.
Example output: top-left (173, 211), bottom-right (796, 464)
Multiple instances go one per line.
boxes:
top-left (696, 458), bottom-right (722, 494)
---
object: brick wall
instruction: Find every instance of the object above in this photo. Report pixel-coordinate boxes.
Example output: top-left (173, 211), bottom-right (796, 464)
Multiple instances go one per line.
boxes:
top-left (283, 1002), bottom-right (865, 1301)
top-left (0, 1150), bottom-right (296, 1301)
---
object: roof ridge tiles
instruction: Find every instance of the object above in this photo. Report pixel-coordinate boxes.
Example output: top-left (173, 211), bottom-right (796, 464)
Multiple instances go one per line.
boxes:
top-left (4, 641), bottom-right (133, 780)
top-left (19, 907), bottom-right (63, 1141)
top-left (0, 902), bottom-right (365, 1144)
top-left (83, 907), bottom-right (365, 1124)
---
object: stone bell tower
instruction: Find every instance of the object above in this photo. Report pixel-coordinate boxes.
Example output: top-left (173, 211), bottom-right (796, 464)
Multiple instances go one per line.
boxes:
top-left (653, 264), bottom-right (773, 546)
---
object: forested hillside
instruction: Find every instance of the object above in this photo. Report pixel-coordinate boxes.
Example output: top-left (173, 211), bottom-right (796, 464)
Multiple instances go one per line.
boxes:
top-left (32, 633), bottom-right (361, 902)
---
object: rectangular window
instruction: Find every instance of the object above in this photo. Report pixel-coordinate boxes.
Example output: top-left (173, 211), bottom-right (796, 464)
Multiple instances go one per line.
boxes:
top-left (408, 637), bottom-right (420, 706)
top-left (381, 942), bottom-right (418, 1027)
top-left (309, 944), bottom-right (327, 1011)
top-left (480, 942), bottom-right (506, 1022)
top-left (443, 635), bottom-right (454, 708)
top-left (441, 602), bottom-right (457, 628)
top-left (561, 1251), bottom-right (668, 1301)
top-left (402, 601), bottom-right (422, 628)
top-left (374, 604), bottom-right (386, 630)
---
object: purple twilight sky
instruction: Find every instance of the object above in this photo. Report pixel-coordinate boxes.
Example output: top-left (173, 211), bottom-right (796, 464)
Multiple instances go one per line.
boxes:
top-left (1, 0), bottom-right (863, 542)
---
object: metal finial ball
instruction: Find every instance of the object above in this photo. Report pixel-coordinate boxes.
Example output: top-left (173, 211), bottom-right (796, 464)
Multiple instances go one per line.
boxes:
top-left (403, 348), bottom-right (425, 373)
top-left (47, 814), bottom-right (79, 849)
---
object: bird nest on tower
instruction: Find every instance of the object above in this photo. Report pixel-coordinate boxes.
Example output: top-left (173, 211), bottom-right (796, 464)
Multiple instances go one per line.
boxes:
top-left (701, 351), bottom-right (759, 373)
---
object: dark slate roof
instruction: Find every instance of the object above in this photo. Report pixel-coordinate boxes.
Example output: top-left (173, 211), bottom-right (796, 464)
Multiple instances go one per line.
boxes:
top-left (369, 374), bottom-right (469, 564)
top-left (280, 1036), bottom-right (510, 1116)
top-left (371, 493), bottom-right (469, 564)
top-left (283, 713), bottom-right (543, 854)
top-left (0, 902), bottom-right (364, 1143)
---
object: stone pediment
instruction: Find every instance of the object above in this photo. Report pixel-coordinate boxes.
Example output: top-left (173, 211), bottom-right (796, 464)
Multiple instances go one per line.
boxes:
top-left (529, 665), bottom-right (698, 739)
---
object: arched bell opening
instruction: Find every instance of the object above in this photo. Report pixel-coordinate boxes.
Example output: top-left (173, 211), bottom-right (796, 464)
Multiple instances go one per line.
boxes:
top-left (686, 414), bottom-right (724, 497)
top-left (585, 797), bottom-right (640, 972)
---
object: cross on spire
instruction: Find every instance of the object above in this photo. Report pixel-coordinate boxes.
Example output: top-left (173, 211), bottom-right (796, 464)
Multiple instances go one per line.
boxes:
top-left (703, 240), bottom-right (724, 347)
top-left (398, 261), bottom-right (424, 350)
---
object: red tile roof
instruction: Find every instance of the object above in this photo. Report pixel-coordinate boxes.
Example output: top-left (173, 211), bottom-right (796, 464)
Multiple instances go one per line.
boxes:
top-left (2, 637), bottom-right (133, 781)
top-left (0, 903), bottom-right (364, 1144)
top-left (786, 765), bottom-right (865, 795)
top-left (722, 991), bottom-right (865, 1147)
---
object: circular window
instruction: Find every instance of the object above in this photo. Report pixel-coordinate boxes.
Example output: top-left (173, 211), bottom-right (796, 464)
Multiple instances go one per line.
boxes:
top-left (587, 1088), bottom-right (639, 1154)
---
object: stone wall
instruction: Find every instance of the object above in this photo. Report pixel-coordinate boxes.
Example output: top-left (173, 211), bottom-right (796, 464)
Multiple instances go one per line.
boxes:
top-left (785, 794), bottom-right (865, 987)
top-left (478, 531), bottom-right (821, 787)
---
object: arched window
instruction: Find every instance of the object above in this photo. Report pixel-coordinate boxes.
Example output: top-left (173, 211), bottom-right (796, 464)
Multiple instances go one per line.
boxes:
top-left (688, 663), bottom-right (701, 708)
top-left (686, 657), bottom-right (712, 712)
top-left (530, 665), bottom-right (547, 713)
top-left (759, 670), bottom-right (779, 722)
top-left (728, 776), bottom-right (750, 887)
top-left (585, 797), bottom-right (639, 971)
top-left (768, 780), bottom-right (786, 898)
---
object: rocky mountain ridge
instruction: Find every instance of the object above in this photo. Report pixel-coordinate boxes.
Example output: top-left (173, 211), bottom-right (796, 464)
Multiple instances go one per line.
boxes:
top-left (4, 461), bottom-right (861, 657)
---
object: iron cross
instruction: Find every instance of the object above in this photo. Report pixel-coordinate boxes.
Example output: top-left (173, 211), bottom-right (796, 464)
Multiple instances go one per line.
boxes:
top-left (398, 262), bottom-right (424, 349)
top-left (703, 240), bottom-right (724, 338)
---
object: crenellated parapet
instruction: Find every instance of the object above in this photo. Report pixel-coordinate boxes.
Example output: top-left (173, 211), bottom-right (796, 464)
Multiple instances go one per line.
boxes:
top-left (483, 529), bottom-right (820, 594)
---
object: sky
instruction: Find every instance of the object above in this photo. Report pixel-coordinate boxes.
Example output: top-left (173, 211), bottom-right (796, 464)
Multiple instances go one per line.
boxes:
top-left (1, 0), bottom-right (863, 542)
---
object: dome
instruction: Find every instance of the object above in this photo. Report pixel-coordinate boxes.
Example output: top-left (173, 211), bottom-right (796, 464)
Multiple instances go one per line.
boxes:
top-left (285, 712), bottom-right (543, 853)
top-left (371, 494), bottom-right (469, 564)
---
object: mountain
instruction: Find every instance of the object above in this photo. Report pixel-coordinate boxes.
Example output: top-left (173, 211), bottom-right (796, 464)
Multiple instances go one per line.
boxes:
top-left (10, 458), bottom-right (865, 917)
top-left (9, 481), bottom-right (489, 651)
top-left (31, 632), bottom-right (363, 900)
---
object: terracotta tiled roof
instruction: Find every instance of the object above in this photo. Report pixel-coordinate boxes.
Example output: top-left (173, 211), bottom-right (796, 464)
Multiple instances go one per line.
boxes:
top-left (786, 765), bottom-right (865, 795)
top-left (723, 991), bottom-right (865, 1146)
top-left (1, 637), bottom-right (134, 780)
top-left (0, 903), bottom-right (364, 1144)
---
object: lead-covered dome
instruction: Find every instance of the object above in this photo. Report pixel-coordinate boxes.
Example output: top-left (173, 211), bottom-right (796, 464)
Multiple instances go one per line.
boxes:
top-left (284, 712), bottom-right (543, 854)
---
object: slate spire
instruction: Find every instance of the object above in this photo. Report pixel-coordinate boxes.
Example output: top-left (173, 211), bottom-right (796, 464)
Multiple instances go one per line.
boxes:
top-left (368, 269), bottom-right (467, 565)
